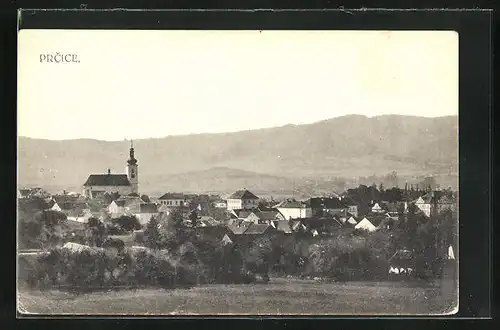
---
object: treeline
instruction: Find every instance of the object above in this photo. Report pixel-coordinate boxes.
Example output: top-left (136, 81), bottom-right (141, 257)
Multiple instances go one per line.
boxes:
top-left (19, 192), bottom-right (457, 292)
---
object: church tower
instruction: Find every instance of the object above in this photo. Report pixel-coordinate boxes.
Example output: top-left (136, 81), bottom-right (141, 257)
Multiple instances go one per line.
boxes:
top-left (126, 140), bottom-right (139, 194)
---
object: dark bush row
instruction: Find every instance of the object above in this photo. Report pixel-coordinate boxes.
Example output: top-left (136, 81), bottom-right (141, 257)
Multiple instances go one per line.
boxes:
top-left (24, 245), bottom-right (257, 291)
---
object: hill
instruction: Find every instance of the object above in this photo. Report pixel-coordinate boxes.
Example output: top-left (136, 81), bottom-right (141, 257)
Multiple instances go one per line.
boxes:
top-left (17, 115), bottom-right (458, 195)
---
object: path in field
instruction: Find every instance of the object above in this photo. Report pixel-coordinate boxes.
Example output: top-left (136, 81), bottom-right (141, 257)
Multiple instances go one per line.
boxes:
top-left (18, 279), bottom-right (457, 315)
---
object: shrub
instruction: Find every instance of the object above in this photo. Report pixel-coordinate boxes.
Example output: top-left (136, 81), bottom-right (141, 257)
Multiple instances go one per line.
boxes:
top-left (26, 247), bottom-right (199, 291)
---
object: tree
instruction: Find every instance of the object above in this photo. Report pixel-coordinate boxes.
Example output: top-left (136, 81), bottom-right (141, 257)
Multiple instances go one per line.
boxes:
top-left (162, 208), bottom-right (194, 253)
top-left (244, 236), bottom-right (274, 276)
top-left (102, 237), bottom-right (125, 252)
top-left (189, 209), bottom-right (199, 228)
top-left (144, 216), bottom-right (162, 249)
top-left (85, 217), bottom-right (105, 247)
top-left (19, 209), bottom-right (68, 249)
top-left (114, 215), bottom-right (141, 232)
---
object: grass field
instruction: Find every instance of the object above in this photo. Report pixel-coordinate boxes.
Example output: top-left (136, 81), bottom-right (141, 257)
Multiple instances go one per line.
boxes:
top-left (17, 278), bottom-right (457, 316)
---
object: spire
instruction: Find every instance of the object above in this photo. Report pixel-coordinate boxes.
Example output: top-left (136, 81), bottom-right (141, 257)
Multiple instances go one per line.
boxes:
top-left (127, 139), bottom-right (137, 165)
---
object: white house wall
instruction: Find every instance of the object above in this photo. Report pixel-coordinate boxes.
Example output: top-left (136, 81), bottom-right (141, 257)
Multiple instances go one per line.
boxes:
top-left (277, 207), bottom-right (312, 220)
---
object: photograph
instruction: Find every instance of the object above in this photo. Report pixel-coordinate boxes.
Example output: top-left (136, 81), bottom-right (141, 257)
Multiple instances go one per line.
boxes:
top-left (17, 29), bottom-right (458, 315)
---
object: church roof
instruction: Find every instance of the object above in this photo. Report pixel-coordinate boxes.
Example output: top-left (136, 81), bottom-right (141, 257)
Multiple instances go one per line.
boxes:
top-left (83, 174), bottom-right (131, 187)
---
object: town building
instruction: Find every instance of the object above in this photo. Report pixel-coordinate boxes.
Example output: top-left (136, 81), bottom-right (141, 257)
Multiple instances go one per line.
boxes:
top-left (108, 195), bottom-right (145, 218)
top-left (226, 189), bottom-right (260, 211)
top-left (157, 192), bottom-right (186, 207)
top-left (415, 190), bottom-right (457, 217)
top-left (246, 210), bottom-right (286, 225)
top-left (82, 142), bottom-right (139, 199)
top-left (275, 199), bottom-right (312, 220)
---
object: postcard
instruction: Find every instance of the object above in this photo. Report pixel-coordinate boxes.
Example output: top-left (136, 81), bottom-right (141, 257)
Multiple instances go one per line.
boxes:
top-left (17, 29), bottom-right (458, 315)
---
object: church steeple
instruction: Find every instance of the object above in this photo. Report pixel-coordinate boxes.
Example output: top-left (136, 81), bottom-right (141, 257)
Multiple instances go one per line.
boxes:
top-left (127, 140), bottom-right (137, 166)
top-left (126, 140), bottom-right (139, 194)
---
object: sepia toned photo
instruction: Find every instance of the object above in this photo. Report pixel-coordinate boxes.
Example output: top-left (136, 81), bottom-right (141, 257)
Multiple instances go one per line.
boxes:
top-left (17, 29), bottom-right (458, 315)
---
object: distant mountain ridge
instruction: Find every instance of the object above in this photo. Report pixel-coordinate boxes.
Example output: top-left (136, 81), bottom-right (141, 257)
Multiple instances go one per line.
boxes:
top-left (17, 115), bottom-right (458, 195)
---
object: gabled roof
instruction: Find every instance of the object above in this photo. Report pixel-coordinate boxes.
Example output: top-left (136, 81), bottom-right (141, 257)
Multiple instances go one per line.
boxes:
top-left (83, 174), bottom-right (130, 187)
top-left (243, 224), bottom-right (272, 235)
top-left (200, 216), bottom-right (218, 226)
top-left (252, 210), bottom-right (283, 221)
top-left (347, 216), bottom-right (358, 225)
top-left (365, 215), bottom-right (388, 227)
top-left (275, 199), bottom-right (308, 209)
top-left (159, 192), bottom-right (185, 200)
top-left (56, 200), bottom-right (89, 211)
top-left (355, 218), bottom-right (378, 231)
top-left (227, 223), bottom-right (250, 235)
top-left (18, 189), bottom-right (31, 197)
top-left (232, 209), bottom-right (253, 219)
top-left (228, 189), bottom-right (259, 200)
top-left (67, 208), bottom-right (92, 218)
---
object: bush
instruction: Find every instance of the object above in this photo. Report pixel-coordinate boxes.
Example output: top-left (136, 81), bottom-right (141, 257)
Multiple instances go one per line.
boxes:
top-left (114, 215), bottom-right (141, 232)
top-left (26, 247), bottom-right (183, 291)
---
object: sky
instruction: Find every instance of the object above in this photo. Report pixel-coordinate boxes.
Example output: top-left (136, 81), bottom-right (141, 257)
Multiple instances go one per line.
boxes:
top-left (17, 30), bottom-right (458, 141)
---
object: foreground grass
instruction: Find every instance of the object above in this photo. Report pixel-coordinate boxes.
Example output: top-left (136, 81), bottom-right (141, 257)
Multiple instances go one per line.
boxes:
top-left (18, 278), bottom-right (457, 316)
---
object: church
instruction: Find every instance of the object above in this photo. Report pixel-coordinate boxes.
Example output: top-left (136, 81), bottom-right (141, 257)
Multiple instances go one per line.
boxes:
top-left (82, 142), bottom-right (139, 199)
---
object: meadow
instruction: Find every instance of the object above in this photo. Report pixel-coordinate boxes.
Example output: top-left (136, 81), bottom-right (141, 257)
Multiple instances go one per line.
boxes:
top-left (18, 278), bottom-right (457, 316)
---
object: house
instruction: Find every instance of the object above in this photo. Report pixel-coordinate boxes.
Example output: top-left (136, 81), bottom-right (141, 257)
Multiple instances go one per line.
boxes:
top-left (301, 217), bottom-right (343, 236)
top-left (157, 192), bottom-right (186, 207)
top-left (370, 202), bottom-right (386, 214)
top-left (62, 242), bottom-right (104, 253)
top-left (307, 197), bottom-right (348, 217)
top-left (275, 199), bottom-right (312, 220)
top-left (446, 245), bottom-right (456, 260)
top-left (346, 216), bottom-right (358, 226)
top-left (134, 203), bottom-right (159, 225)
top-left (199, 216), bottom-right (218, 226)
top-left (226, 189), bottom-right (260, 211)
top-left (18, 187), bottom-right (52, 199)
top-left (414, 190), bottom-right (457, 217)
top-left (414, 196), bottom-right (432, 217)
top-left (227, 222), bottom-right (252, 235)
top-left (339, 196), bottom-right (359, 217)
top-left (242, 224), bottom-right (274, 236)
top-left (271, 220), bottom-right (293, 234)
top-left (354, 218), bottom-right (378, 232)
top-left (290, 220), bottom-right (308, 233)
top-left (108, 195), bottom-right (144, 218)
top-left (388, 249), bottom-right (416, 276)
top-left (230, 209), bottom-right (254, 220)
top-left (17, 189), bottom-right (32, 199)
top-left (67, 208), bottom-right (93, 223)
top-left (246, 210), bottom-right (286, 224)
top-left (221, 234), bottom-right (233, 245)
top-left (51, 198), bottom-right (90, 216)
